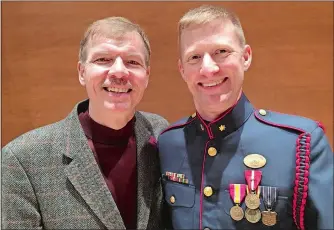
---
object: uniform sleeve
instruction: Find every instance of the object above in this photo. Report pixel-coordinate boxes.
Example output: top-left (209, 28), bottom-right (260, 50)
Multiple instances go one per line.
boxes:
top-left (308, 126), bottom-right (333, 229)
top-left (1, 146), bottom-right (42, 229)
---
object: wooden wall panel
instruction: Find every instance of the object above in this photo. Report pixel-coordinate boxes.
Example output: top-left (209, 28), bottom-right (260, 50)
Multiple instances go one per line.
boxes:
top-left (2, 2), bottom-right (333, 147)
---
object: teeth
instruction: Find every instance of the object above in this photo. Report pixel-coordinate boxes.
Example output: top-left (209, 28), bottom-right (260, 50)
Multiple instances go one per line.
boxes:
top-left (202, 80), bottom-right (223, 87)
top-left (105, 87), bottom-right (129, 93)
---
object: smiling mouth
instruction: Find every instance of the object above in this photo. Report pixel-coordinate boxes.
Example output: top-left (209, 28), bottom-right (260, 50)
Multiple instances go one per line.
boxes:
top-left (199, 77), bottom-right (228, 87)
top-left (103, 87), bottom-right (132, 93)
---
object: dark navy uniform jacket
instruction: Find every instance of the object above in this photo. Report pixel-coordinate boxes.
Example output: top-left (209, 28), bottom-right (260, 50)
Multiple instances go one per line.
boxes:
top-left (158, 93), bottom-right (333, 230)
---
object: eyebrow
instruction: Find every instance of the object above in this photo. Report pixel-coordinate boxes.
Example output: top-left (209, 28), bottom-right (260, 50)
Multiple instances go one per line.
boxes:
top-left (90, 51), bottom-right (145, 60)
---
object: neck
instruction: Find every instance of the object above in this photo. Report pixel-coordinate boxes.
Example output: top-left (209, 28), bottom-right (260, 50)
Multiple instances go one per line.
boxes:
top-left (195, 91), bottom-right (242, 122)
top-left (88, 105), bottom-right (135, 130)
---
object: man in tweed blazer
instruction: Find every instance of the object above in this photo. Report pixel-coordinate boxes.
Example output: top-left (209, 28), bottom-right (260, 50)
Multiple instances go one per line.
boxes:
top-left (2, 17), bottom-right (169, 229)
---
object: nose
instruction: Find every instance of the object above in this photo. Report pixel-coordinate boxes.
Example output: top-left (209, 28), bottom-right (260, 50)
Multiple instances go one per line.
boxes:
top-left (200, 53), bottom-right (219, 77)
top-left (108, 57), bottom-right (129, 78)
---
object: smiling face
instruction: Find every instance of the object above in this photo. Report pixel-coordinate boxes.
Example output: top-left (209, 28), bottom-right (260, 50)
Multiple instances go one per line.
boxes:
top-left (77, 31), bottom-right (150, 116)
top-left (179, 19), bottom-right (252, 116)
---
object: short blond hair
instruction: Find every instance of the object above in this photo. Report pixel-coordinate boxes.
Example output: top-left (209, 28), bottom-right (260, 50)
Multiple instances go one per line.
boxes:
top-left (79, 17), bottom-right (151, 66)
top-left (178, 5), bottom-right (246, 47)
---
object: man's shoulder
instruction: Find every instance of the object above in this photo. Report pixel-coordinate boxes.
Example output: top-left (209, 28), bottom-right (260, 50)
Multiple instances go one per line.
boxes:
top-left (2, 119), bottom-right (66, 157)
top-left (137, 111), bottom-right (168, 125)
top-left (253, 108), bottom-right (321, 134)
top-left (136, 111), bottom-right (169, 137)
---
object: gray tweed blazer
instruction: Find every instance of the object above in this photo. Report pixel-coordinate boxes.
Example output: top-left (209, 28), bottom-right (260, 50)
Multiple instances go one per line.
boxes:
top-left (2, 100), bottom-right (169, 229)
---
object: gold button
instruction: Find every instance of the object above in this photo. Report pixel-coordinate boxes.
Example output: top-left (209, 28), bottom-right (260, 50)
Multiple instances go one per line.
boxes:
top-left (191, 112), bottom-right (196, 118)
top-left (259, 109), bottom-right (267, 116)
top-left (170, 195), bottom-right (175, 204)
top-left (204, 186), bottom-right (213, 197)
top-left (200, 124), bottom-right (204, 131)
top-left (207, 147), bottom-right (217, 157)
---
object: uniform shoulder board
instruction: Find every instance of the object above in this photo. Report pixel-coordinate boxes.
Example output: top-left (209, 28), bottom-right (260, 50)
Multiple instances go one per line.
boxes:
top-left (160, 112), bottom-right (197, 135)
top-left (254, 109), bottom-right (322, 133)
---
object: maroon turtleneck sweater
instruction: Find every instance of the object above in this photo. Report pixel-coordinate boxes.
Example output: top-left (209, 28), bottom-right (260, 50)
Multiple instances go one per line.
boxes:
top-left (79, 110), bottom-right (137, 229)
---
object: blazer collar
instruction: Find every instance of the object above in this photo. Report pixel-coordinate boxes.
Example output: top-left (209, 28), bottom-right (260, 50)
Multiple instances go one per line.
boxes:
top-left (63, 100), bottom-right (159, 229)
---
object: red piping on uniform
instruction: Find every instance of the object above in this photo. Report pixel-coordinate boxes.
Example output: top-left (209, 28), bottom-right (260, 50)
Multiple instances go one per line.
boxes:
top-left (299, 134), bottom-right (311, 230)
top-left (197, 115), bottom-right (214, 139)
top-left (197, 105), bottom-right (235, 139)
top-left (254, 111), bottom-right (306, 133)
top-left (199, 140), bottom-right (210, 230)
top-left (160, 117), bottom-right (197, 135)
top-left (316, 121), bottom-right (326, 133)
top-left (293, 133), bottom-right (311, 230)
top-left (293, 135), bottom-right (302, 229)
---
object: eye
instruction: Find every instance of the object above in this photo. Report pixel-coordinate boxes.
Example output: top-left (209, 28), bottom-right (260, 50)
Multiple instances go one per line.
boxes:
top-left (215, 49), bottom-right (227, 55)
top-left (190, 54), bottom-right (201, 60)
top-left (94, 57), bottom-right (111, 63)
top-left (187, 54), bottom-right (202, 64)
top-left (128, 60), bottom-right (140, 65)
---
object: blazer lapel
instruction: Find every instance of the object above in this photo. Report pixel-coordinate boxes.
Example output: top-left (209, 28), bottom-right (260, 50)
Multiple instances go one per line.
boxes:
top-left (135, 112), bottom-right (160, 229)
top-left (63, 101), bottom-right (126, 230)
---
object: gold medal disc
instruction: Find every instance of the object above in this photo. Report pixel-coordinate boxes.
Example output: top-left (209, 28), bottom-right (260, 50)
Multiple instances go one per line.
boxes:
top-left (245, 193), bottom-right (260, 209)
top-left (230, 205), bottom-right (244, 221)
top-left (245, 208), bottom-right (261, 223)
top-left (243, 154), bottom-right (266, 168)
top-left (262, 210), bottom-right (277, 226)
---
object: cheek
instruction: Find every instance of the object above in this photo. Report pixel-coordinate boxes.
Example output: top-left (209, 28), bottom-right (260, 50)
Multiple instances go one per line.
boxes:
top-left (130, 71), bottom-right (149, 89)
top-left (221, 61), bottom-right (244, 77)
top-left (87, 66), bottom-right (106, 78)
top-left (183, 67), bottom-right (199, 84)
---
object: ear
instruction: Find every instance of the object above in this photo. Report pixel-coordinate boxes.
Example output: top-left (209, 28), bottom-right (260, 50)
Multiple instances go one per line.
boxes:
top-left (144, 66), bottom-right (151, 88)
top-left (178, 59), bottom-right (186, 81)
top-left (146, 66), bottom-right (151, 78)
top-left (243, 45), bottom-right (252, 71)
top-left (77, 62), bottom-right (86, 86)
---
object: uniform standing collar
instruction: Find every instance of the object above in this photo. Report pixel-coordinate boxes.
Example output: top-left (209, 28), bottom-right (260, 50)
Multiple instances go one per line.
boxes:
top-left (193, 93), bottom-right (254, 139)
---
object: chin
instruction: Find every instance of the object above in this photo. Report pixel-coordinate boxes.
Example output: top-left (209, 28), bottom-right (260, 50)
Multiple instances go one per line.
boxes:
top-left (219, 93), bottom-right (232, 103)
top-left (103, 101), bottom-right (132, 112)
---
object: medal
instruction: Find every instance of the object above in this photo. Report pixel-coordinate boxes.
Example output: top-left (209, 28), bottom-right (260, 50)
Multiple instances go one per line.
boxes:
top-left (229, 184), bottom-right (246, 221)
top-left (245, 192), bottom-right (260, 209)
top-left (245, 208), bottom-right (261, 223)
top-left (230, 205), bottom-right (244, 221)
top-left (243, 153), bottom-right (266, 168)
top-left (245, 170), bottom-right (262, 209)
top-left (262, 210), bottom-right (277, 226)
top-left (261, 186), bottom-right (278, 226)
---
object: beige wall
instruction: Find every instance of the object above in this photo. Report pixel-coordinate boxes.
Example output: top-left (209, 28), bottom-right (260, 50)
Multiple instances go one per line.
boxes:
top-left (2, 2), bottom-right (333, 147)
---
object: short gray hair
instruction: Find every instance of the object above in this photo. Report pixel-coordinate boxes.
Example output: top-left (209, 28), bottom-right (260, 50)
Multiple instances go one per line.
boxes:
top-left (79, 17), bottom-right (151, 66)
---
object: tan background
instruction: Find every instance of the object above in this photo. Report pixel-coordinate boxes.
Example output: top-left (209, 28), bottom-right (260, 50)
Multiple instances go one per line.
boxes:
top-left (2, 2), bottom-right (333, 147)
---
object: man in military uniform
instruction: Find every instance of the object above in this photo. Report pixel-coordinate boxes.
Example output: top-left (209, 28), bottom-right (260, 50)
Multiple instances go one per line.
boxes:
top-left (158, 5), bottom-right (333, 230)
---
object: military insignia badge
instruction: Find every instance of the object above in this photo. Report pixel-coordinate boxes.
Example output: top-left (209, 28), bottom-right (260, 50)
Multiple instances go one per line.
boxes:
top-left (165, 171), bottom-right (189, 184)
top-left (245, 208), bottom-right (261, 223)
top-left (261, 186), bottom-right (278, 226)
top-left (243, 154), bottom-right (266, 169)
top-left (245, 170), bottom-right (262, 209)
top-left (229, 184), bottom-right (247, 221)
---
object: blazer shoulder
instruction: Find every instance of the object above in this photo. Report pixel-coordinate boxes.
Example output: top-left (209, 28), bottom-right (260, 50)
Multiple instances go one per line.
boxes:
top-left (137, 111), bottom-right (169, 137)
top-left (254, 108), bottom-right (322, 134)
top-left (2, 119), bottom-right (66, 157)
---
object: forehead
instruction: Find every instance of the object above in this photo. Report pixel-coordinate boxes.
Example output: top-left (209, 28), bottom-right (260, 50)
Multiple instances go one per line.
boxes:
top-left (180, 19), bottom-right (239, 53)
top-left (87, 31), bottom-right (146, 57)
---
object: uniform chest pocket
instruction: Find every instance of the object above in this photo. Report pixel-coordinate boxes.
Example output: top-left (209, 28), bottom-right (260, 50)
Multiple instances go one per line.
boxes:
top-left (163, 179), bottom-right (196, 229)
top-left (163, 179), bottom-right (195, 207)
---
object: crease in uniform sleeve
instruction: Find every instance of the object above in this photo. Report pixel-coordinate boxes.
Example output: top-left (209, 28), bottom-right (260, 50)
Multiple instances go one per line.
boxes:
top-left (308, 126), bottom-right (333, 230)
